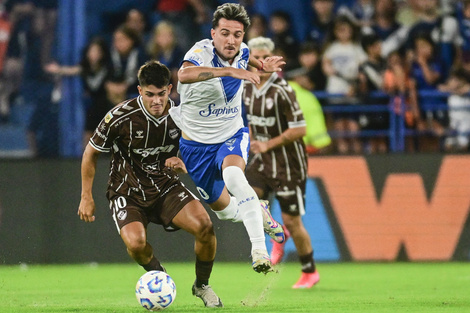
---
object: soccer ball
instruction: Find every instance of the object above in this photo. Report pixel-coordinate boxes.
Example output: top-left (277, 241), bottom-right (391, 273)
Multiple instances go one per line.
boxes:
top-left (135, 270), bottom-right (177, 311)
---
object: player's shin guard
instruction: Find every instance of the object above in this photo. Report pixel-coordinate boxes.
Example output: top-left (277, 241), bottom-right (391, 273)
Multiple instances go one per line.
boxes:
top-left (223, 166), bottom-right (266, 252)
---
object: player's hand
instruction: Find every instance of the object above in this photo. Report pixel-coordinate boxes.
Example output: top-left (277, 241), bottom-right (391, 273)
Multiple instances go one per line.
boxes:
top-left (261, 56), bottom-right (285, 73)
top-left (78, 196), bottom-right (96, 223)
top-left (250, 140), bottom-right (269, 154)
top-left (165, 156), bottom-right (188, 174)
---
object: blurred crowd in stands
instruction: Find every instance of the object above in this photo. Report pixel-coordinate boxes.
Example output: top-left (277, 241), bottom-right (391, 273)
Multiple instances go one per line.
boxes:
top-left (1, 0), bottom-right (470, 157)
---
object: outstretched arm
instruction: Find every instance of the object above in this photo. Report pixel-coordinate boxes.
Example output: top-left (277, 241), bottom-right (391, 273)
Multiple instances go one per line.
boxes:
top-left (178, 61), bottom-right (261, 85)
top-left (250, 126), bottom-right (306, 154)
top-left (78, 144), bottom-right (101, 223)
top-left (248, 55), bottom-right (285, 73)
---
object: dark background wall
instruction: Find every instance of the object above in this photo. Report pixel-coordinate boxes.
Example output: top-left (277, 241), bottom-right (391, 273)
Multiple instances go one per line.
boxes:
top-left (1, 155), bottom-right (469, 265)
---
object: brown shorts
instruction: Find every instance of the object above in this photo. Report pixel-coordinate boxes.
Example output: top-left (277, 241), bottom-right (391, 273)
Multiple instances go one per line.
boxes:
top-left (246, 169), bottom-right (306, 216)
top-left (107, 182), bottom-right (198, 233)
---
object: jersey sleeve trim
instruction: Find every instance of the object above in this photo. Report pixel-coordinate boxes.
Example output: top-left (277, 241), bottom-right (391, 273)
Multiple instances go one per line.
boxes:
top-left (89, 140), bottom-right (110, 153)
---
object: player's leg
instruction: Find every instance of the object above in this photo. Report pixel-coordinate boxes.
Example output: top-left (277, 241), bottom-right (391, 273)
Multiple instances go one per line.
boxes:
top-left (276, 186), bottom-right (319, 288)
top-left (220, 154), bottom-right (272, 273)
top-left (120, 221), bottom-right (165, 272)
top-left (171, 200), bottom-right (223, 308)
top-left (109, 194), bottom-right (165, 272)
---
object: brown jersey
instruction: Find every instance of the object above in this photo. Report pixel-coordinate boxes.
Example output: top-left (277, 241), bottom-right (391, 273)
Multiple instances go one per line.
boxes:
top-left (90, 96), bottom-right (182, 202)
top-left (243, 73), bottom-right (308, 182)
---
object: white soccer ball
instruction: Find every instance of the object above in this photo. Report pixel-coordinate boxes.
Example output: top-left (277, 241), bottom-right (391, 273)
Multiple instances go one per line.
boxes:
top-left (135, 270), bottom-right (177, 311)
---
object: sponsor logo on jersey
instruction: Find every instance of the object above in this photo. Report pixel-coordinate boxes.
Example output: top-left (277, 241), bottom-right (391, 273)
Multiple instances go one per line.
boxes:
top-left (169, 128), bottom-right (179, 139)
top-left (199, 103), bottom-right (239, 118)
top-left (133, 144), bottom-right (176, 157)
top-left (105, 112), bottom-right (113, 123)
top-left (135, 130), bottom-right (144, 139)
top-left (197, 187), bottom-right (210, 200)
top-left (117, 210), bottom-right (127, 220)
top-left (193, 49), bottom-right (203, 53)
top-left (188, 55), bottom-right (203, 66)
top-left (178, 191), bottom-right (188, 201)
top-left (247, 114), bottom-right (276, 127)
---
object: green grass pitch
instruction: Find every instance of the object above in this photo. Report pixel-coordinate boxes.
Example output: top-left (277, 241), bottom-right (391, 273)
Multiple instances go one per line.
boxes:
top-left (0, 262), bottom-right (469, 312)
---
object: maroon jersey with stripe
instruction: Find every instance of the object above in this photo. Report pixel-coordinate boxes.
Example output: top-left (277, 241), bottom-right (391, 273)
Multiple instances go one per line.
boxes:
top-left (90, 96), bottom-right (182, 201)
top-left (243, 73), bottom-right (308, 182)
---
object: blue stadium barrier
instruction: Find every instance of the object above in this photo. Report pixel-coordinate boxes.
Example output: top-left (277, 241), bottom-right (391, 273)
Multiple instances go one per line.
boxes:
top-left (312, 90), bottom-right (464, 152)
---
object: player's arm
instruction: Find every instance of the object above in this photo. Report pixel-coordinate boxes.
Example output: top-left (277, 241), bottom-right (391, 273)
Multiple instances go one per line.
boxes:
top-left (250, 126), bottom-right (306, 154)
top-left (248, 55), bottom-right (285, 73)
top-left (78, 144), bottom-right (101, 223)
top-left (178, 61), bottom-right (261, 85)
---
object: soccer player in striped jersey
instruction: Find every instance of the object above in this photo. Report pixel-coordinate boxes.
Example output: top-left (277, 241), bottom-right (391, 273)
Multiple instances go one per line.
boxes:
top-left (244, 37), bottom-right (320, 288)
top-left (78, 60), bottom-right (222, 307)
top-left (169, 3), bottom-right (286, 274)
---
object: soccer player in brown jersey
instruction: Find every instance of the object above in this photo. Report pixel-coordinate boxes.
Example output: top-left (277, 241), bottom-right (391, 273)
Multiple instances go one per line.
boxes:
top-left (78, 60), bottom-right (223, 307)
top-left (244, 37), bottom-right (320, 289)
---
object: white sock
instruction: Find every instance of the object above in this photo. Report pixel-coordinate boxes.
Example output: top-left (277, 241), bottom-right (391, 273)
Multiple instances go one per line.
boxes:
top-left (211, 196), bottom-right (243, 222)
top-left (223, 166), bottom-right (266, 252)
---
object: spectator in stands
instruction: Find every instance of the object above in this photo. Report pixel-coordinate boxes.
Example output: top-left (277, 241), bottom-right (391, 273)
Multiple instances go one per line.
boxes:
top-left (408, 33), bottom-right (447, 151)
top-left (33, 0), bottom-right (57, 67)
top-left (268, 10), bottom-right (298, 66)
top-left (357, 33), bottom-right (389, 153)
top-left (322, 15), bottom-right (367, 154)
top-left (404, 0), bottom-right (462, 79)
top-left (124, 8), bottom-right (150, 49)
top-left (383, 50), bottom-right (420, 152)
top-left (285, 42), bottom-right (326, 91)
top-left (44, 37), bottom-right (112, 148)
top-left (146, 20), bottom-right (183, 102)
top-left (456, 0), bottom-right (470, 68)
top-left (245, 13), bottom-right (267, 42)
top-left (151, 0), bottom-right (209, 51)
top-left (305, 0), bottom-right (336, 48)
top-left (362, 0), bottom-right (401, 41)
top-left (438, 67), bottom-right (470, 152)
top-left (0, 1), bottom-right (34, 123)
top-left (338, 0), bottom-right (375, 28)
top-left (106, 24), bottom-right (147, 104)
top-left (395, 0), bottom-right (422, 27)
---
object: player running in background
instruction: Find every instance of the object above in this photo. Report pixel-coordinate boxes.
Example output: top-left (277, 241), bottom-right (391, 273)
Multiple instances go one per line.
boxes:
top-left (78, 60), bottom-right (222, 307)
top-left (169, 3), bottom-right (285, 274)
top-left (243, 37), bottom-right (320, 288)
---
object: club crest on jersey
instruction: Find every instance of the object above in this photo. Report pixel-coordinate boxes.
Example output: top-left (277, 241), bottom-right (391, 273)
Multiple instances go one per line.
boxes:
top-left (266, 98), bottom-right (274, 110)
top-left (105, 112), bottom-right (113, 123)
top-left (135, 130), bottom-right (144, 139)
top-left (238, 59), bottom-right (247, 69)
top-left (169, 128), bottom-right (179, 139)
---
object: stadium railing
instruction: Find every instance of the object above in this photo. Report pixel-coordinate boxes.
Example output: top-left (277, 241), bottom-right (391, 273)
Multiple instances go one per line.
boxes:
top-left (313, 90), bottom-right (465, 153)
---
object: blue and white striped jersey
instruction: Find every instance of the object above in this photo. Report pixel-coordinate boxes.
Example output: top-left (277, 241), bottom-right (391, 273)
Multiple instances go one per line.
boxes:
top-left (169, 39), bottom-right (249, 144)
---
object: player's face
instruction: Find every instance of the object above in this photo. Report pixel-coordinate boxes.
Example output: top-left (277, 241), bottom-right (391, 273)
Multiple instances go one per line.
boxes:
top-left (138, 84), bottom-right (173, 118)
top-left (250, 47), bottom-right (272, 77)
top-left (211, 18), bottom-right (245, 62)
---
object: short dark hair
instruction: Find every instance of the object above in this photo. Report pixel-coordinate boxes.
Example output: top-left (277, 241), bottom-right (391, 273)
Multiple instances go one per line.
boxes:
top-left (361, 33), bottom-right (381, 52)
top-left (212, 3), bottom-right (250, 31)
top-left (137, 60), bottom-right (171, 88)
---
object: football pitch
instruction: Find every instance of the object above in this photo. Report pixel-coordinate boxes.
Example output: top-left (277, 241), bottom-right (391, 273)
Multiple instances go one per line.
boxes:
top-left (0, 262), bottom-right (468, 312)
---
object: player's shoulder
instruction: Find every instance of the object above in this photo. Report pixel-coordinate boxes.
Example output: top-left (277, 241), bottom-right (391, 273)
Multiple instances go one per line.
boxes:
top-left (184, 39), bottom-right (214, 65)
top-left (103, 97), bottom-right (140, 124)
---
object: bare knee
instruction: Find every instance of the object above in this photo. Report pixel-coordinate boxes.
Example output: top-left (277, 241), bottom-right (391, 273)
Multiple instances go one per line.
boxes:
top-left (195, 217), bottom-right (215, 243)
